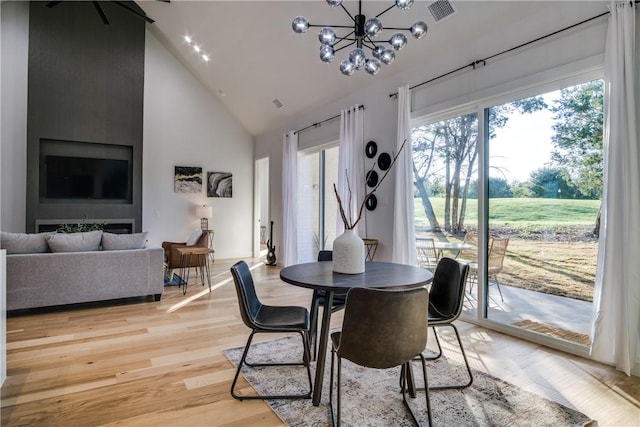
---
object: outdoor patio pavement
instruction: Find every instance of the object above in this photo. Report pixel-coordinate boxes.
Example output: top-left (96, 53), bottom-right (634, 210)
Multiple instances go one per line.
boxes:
top-left (463, 283), bottom-right (593, 336)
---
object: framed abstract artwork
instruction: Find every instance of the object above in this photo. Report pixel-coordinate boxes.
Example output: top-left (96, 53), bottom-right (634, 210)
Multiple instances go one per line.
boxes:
top-left (174, 166), bottom-right (202, 193)
top-left (207, 172), bottom-right (232, 197)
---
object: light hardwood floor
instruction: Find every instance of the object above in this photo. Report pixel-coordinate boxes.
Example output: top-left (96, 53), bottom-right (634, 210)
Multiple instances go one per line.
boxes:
top-left (2, 258), bottom-right (639, 426)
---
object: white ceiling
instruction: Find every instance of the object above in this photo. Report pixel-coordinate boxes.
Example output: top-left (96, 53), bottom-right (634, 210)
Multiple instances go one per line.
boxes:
top-left (136, 1), bottom-right (609, 136)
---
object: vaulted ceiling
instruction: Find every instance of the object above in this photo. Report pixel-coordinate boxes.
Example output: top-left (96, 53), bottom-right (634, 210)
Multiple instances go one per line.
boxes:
top-left (136, 1), bottom-right (609, 136)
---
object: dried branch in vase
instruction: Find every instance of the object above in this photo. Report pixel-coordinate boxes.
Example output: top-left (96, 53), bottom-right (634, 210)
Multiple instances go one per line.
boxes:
top-left (333, 139), bottom-right (407, 230)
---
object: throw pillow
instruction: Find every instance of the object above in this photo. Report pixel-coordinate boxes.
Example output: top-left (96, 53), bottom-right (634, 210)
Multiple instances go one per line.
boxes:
top-left (0, 231), bottom-right (53, 254)
top-left (46, 230), bottom-right (103, 253)
top-left (185, 229), bottom-right (203, 246)
top-left (101, 232), bottom-right (148, 251)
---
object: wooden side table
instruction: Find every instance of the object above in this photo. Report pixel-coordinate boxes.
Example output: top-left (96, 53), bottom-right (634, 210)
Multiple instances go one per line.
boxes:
top-left (363, 238), bottom-right (378, 261)
top-left (203, 230), bottom-right (215, 261)
top-left (176, 247), bottom-right (215, 295)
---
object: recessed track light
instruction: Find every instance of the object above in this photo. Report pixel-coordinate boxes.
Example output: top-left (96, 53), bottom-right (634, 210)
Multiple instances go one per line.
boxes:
top-left (183, 34), bottom-right (210, 62)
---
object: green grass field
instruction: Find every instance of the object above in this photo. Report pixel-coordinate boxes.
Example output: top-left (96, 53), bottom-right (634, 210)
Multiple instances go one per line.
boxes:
top-left (415, 197), bottom-right (600, 229)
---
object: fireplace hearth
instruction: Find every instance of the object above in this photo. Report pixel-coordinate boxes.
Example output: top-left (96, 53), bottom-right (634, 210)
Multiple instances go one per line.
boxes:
top-left (36, 219), bottom-right (134, 235)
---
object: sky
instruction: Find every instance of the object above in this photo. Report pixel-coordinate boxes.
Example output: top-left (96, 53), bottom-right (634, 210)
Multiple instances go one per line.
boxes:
top-left (489, 91), bottom-right (559, 183)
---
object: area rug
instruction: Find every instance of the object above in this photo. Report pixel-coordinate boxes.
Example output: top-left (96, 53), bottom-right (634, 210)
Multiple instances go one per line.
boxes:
top-left (512, 319), bottom-right (591, 346)
top-left (224, 336), bottom-right (595, 427)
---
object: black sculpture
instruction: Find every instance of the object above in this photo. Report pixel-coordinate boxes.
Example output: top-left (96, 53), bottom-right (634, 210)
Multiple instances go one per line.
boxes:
top-left (266, 221), bottom-right (277, 266)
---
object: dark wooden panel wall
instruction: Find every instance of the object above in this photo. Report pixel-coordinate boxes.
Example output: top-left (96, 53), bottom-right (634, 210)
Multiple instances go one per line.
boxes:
top-left (26, 1), bottom-right (145, 232)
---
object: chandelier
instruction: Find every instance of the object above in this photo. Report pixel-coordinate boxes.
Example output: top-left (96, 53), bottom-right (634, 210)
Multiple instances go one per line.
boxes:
top-left (292, 0), bottom-right (428, 76)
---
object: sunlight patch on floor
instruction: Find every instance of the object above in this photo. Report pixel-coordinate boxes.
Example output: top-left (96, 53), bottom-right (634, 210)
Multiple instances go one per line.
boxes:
top-left (166, 262), bottom-right (265, 313)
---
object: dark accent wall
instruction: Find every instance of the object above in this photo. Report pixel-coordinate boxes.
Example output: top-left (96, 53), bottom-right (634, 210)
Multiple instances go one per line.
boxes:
top-left (26, 1), bottom-right (145, 232)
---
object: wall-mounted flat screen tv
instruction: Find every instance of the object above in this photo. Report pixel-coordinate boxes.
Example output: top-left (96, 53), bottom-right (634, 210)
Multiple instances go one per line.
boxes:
top-left (43, 155), bottom-right (132, 201)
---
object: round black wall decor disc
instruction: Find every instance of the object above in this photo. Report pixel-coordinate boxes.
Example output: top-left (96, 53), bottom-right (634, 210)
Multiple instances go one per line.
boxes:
top-left (365, 194), bottom-right (377, 211)
top-left (365, 141), bottom-right (377, 158)
top-left (378, 152), bottom-right (392, 170)
top-left (366, 170), bottom-right (379, 187)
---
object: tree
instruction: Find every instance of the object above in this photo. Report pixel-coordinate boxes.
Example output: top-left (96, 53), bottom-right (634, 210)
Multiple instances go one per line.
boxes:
top-left (549, 80), bottom-right (604, 199)
top-left (528, 166), bottom-right (579, 198)
top-left (412, 97), bottom-right (546, 233)
top-left (469, 177), bottom-right (513, 198)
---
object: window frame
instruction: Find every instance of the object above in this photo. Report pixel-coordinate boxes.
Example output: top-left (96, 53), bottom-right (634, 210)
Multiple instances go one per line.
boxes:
top-left (410, 67), bottom-right (604, 358)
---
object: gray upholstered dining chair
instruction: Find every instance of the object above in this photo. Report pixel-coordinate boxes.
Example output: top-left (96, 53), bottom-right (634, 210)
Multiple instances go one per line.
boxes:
top-left (329, 287), bottom-right (432, 426)
top-left (229, 260), bottom-right (313, 400)
top-left (426, 257), bottom-right (473, 389)
top-left (308, 250), bottom-right (347, 360)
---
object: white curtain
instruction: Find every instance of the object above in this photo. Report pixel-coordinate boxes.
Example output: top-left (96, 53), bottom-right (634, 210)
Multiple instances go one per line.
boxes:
top-left (392, 85), bottom-right (417, 265)
top-left (336, 105), bottom-right (364, 236)
top-left (590, 1), bottom-right (639, 376)
top-left (282, 131), bottom-right (298, 267)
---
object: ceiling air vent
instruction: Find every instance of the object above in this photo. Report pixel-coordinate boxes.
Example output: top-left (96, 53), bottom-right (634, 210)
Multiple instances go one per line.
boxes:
top-left (272, 98), bottom-right (284, 109)
top-left (427, 0), bottom-right (456, 23)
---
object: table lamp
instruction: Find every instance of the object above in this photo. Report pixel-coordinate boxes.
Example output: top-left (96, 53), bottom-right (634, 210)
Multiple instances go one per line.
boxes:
top-left (196, 205), bottom-right (212, 230)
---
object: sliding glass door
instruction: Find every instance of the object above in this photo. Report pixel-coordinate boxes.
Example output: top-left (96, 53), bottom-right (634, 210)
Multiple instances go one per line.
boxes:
top-left (297, 145), bottom-right (339, 262)
top-left (412, 77), bottom-right (603, 348)
top-left (412, 110), bottom-right (479, 315)
top-left (484, 80), bottom-right (602, 345)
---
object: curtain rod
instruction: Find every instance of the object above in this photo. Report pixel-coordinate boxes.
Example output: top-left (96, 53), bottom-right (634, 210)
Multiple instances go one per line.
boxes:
top-left (388, 6), bottom-right (621, 98)
top-left (294, 105), bottom-right (365, 135)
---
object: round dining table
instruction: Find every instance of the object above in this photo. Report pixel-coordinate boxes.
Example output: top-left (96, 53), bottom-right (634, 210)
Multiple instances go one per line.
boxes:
top-left (280, 261), bottom-right (433, 406)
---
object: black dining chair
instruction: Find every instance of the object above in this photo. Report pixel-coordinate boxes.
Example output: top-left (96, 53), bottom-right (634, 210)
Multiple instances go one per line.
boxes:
top-left (229, 260), bottom-right (313, 400)
top-left (308, 250), bottom-right (347, 360)
top-left (426, 257), bottom-right (473, 389)
top-left (330, 287), bottom-right (432, 426)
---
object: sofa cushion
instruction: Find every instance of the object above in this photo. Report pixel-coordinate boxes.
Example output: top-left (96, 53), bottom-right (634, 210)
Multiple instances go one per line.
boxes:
top-left (0, 232), bottom-right (53, 254)
top-left (46, 230), bottom-right (103, 253)
top-left (101, 232), bottom-right (147, 251)
top-left (185, 229), bottom-right (203, 246)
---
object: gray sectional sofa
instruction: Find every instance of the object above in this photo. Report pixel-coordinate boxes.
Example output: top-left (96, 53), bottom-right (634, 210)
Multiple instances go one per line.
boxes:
top-left (2, 231), bottom-right (164, 311)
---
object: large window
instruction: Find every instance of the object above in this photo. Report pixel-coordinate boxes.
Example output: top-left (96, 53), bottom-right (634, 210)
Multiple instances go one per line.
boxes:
top-left (297, 145), bottom-right (339, 262)
top-left (412, 77), bottom-right (603, 348)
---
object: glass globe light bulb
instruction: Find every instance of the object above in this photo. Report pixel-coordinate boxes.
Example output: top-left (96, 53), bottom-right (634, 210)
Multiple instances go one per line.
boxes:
top-left (390, 33), bottom-right (408, 51)
top-left (364, 58), bottom-right (381, 75)
top-left (326, 0), bottom-right (343, 6)
top-left (364, 18), bottom-right (382, 37)
top-left (411, 21), bottom-right (428, 39)
top-left (380, 48), bottom-right (395, 65)
top-left (340, 59), bottom-right (356, 76)
top-left (292, 16), bottom-right (309, 34)
top-left (319, 27), bottom-right (337, 45)
top-left (349, 48), bottom-right (366, 69)
top-left (372, 45), bottom-right (385, 60)
top-left (320, 45), bottom-right (335, 63)
top-left (395, 0), bottom-right (414, 10)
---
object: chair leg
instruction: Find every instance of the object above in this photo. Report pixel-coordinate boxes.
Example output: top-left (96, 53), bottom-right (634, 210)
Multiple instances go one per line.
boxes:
top-left (419, 355), bottom-right (433, 426)
top-left (407, 326), bottom-right (442, 389)
top-left (400, 358), bottom-right (432, 426)
top-left (468, 272), bottom-right (477, 293)
top-left (230, 330), bottom-right (313, 400)
top-left (329, 347), bottom-right (337, 426)
top-left (230, 331), bottom-right (256, 400)
top-left (328, 352), bottom-right (343, 427)
top-left (493, 274), bottom-right (504, 302)
top-left (428, 323), bottom-right (473, 390)
top-left (426, 326), bottom-right (444, 360)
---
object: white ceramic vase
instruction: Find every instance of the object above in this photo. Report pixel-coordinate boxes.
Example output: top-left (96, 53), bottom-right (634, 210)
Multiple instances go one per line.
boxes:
top-left (332, 229), bottom-right (365, 274)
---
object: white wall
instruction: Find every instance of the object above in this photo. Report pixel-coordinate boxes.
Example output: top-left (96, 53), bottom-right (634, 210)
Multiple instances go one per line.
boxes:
top-left (142, 31), bottom-right (255, 256)
top-left (255, 2), bottom-right (610, 262)
top-left (0, 7), bottom-right (255, 259)
top-left (0, 1), bottom-right (29, 232)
